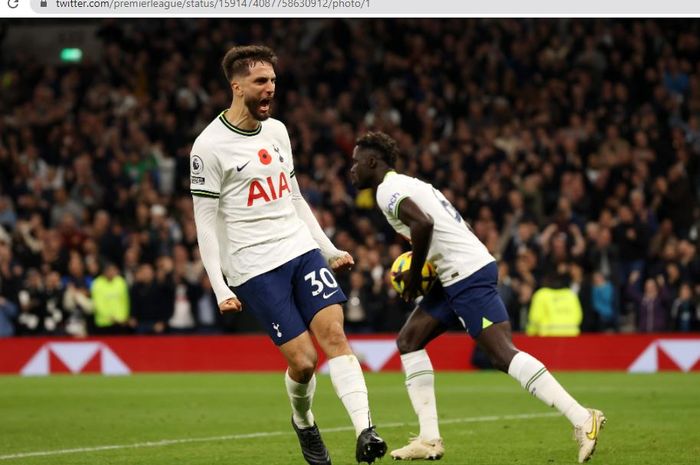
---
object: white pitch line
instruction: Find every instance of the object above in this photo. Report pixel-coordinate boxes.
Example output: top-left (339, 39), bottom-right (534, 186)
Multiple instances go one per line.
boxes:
top-left (0, 412), bottom-right (560, 461)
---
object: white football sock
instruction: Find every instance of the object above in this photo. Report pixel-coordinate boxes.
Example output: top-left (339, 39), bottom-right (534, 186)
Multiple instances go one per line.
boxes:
top-left (401, 350), bottom-right (441, 441)
top-left (508, 351), bottom-right (590, 426)
top-left (285, 370), bottom-right (316, 428)
top-left (328, 354), bottom-right (371, 436)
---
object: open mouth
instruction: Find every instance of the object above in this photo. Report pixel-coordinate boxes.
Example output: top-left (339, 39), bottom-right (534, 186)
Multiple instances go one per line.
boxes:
top-left (259, 98), bottom-right (271, 113)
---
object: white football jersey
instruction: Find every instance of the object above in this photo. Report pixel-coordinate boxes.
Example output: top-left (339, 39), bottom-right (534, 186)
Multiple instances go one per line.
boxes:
top-left (190, 111), bottom-right (317, 286)
top-left (376, 172), bottom-right (495, 287)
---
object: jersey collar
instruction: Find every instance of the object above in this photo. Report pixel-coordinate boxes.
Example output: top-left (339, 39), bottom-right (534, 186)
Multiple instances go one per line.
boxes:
top-left (218, 110), bottom-right (262, 136)
top-left (383, 170), bottom-right (398, 181)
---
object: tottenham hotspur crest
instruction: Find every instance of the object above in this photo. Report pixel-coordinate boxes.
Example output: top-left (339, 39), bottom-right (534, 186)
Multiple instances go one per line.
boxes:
top-left (272, 323), bottom-right (282, 338)
top-left (273, 144), bottom-right (283, 163)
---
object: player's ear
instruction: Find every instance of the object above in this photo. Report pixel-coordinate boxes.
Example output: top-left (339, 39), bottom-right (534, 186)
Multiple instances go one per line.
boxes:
top-left (231, 79), bottom-right (242, 97)
top-left (368, 154), bottom-right (377, 169)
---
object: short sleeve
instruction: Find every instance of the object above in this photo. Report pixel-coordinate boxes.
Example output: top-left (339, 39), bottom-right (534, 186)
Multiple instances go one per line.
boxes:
top-left (376, 178), bottom-right (409, 219)
top-left (190, 138), bottom-right (222, 199)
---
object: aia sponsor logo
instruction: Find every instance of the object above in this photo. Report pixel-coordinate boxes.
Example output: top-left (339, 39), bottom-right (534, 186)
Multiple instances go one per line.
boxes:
top-left (247, 172), bottom-right (291, 206)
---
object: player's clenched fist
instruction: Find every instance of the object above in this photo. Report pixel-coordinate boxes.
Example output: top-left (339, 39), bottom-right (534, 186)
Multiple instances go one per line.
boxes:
top-left (329, 252), bottom-right (354, 272)
top-left (219, 297), bottom-right (243, 313)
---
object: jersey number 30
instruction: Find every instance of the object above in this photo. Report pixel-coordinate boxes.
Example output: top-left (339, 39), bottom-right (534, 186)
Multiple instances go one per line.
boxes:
top-left (304, 269), bottom-right (338, 296)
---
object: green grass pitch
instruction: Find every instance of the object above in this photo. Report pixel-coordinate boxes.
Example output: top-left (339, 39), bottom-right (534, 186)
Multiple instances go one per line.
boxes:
top-left (1, 372), bottom-right (699, 464)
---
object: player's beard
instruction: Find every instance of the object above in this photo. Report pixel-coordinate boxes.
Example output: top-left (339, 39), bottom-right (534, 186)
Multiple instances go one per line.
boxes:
top-left (350, 168), bottom-right (370, 189)
top-left (245, 94), bottom-right (271, 121)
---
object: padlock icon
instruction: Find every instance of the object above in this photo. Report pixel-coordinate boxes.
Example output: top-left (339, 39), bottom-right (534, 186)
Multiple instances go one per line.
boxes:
top-left (40, 0), bottom-right (47, 6)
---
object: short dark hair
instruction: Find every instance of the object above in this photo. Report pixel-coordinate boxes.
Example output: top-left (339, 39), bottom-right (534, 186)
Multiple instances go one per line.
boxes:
top-left (221, 45), bottom-right (277, 83)
top-left (356, 131), bottom-right (399, 167)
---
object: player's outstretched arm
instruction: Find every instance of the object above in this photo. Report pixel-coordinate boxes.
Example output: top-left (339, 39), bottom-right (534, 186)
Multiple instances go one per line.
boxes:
top-left (397, 197), bottom-right (434, 301)
top-left (290, 176), bottom-right (353, 272)
top-left (192, 196), bottom-right (241, 312)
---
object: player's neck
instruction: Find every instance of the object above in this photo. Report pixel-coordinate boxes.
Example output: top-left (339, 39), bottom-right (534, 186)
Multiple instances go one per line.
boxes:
top-left (375, 167), bottom-right (394, 186)
top-left (225, 103), bottom-right (261, 131)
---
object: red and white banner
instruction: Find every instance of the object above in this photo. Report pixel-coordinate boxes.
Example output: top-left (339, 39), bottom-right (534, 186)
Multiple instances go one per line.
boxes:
top-left (0, 334), bottom-right (699, 376)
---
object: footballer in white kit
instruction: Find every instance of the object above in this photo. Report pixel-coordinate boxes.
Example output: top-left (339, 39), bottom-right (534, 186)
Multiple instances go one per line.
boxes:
top-left (191, 45), bottom-right (387, 465)
top-left (378, 172), bottom-right (496, 282)
top-left (190, 111), bottom-right (346, 344)
top-left (350, 131), bottom-right (605, 463)
top-left (376, 170), bottom-right (502, 335)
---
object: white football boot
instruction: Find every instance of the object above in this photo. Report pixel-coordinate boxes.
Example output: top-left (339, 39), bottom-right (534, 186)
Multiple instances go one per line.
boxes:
top-left (390, 437), bottom-right (444, 460)
top-left (574, 409), bottom-right (606, 463)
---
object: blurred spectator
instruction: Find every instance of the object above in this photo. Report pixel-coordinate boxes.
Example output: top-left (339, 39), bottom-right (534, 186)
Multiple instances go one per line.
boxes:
top-left (649, 219), bottom-right (676, 264)
top-left (92, 210), bottom-right (124, 267)
top-left (0, 296), bottom-right (18, 337)
top-left (128, 262), bottom-right (173, 334)
top-left (0, 241), bottom-right (22, 304)
top-left (677, 240), bottom-right (700, 283)
top-left (63, 252), bottom-right (93, 290)
top-left (526, 271), bottom-right (583, 336)
top-left (501, 217), bottom-right (540, 265)
top-left (91, 263), bottom-right (130, 334)
top-left (585, 226), bottom-right (619, 283)
top-left (344, 271), bottom-right (373, 333)
top-left (613, 205), bottom-right (649, 284)
top-left (169, 276), bottom-right (196, 333)
top-left (625, 271), bottom-right (671, 333)
top-left (14, 215), bottom-right (44, 270)
top-left (0, 196), bottom-right (17, 231)
top-left (670, 282), bottom-right (698, 332)
top-left (50, 188), bottom-right (83, 229)
top-left (630, 189), bottom-right (658, 235)
top-left (16, 269), bottom-right (45, 334)
top-left (663, 163), bottom-right (696, 237)
top-left (63, 280), bottom-right (94, 338)
top-left (589, 271), bottom-right (617, 332)
top-left (42, 271), bottom-right (66, 334)
top-left (191, 274), bottom-right (221, 333)
top-left (58, 213), bottom-right (87, 252)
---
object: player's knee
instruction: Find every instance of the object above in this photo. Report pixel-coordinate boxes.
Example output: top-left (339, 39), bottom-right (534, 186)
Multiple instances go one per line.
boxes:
top-left (318, 321), bottom-right (349, 351)
top-left (396, 331), bottom-right (421, 355)
top-left (288, 352), bottom-right (317, 381)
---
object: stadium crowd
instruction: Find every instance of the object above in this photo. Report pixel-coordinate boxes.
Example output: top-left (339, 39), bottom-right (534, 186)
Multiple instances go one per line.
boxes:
top-left (1, 19), bottom-right (700, 337)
